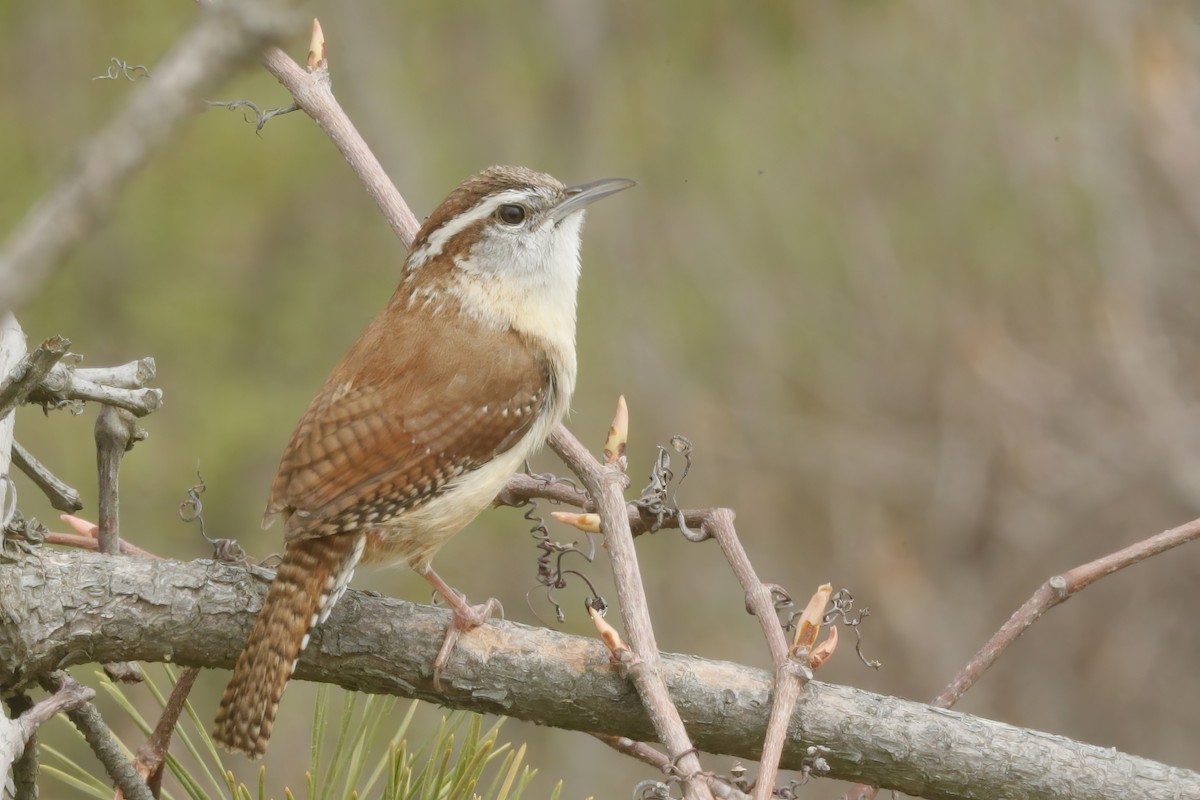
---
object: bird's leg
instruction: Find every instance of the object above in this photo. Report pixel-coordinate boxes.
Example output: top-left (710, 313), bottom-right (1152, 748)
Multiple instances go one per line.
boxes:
top-left (420, 566), bottom-right (503, 690)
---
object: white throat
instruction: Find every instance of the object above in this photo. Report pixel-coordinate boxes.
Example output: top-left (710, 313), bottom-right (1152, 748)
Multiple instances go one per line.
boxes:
top-left (450, 207), bottom-right (583, 375)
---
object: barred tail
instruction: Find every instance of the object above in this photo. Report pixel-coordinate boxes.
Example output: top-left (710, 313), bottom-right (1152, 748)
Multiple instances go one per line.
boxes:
top-left (212, 532), bottom-right (364, 758)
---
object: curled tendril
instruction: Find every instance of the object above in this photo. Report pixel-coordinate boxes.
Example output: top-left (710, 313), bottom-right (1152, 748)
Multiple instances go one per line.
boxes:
top-left (662, 746), bottom-right (700, 779)
top-left (204, 99), bottom-right (298, 133)
top-left (93, 57), bottom-right (150, 81)
top-left (715, 745), bottom-right (829, 798)
top-left (823, 589), bottom-right (882, 670)
top-left (632, 780), bottom-right (675, 800)
top-left (1, 505), bottom-right (45, 558)
top-left (177, 473), bottom-right (205, 533)
top-left (521, 467), bottom-right (606, 624)
top-left (758, 583), bottom-right (795, 627)
top-left (782, 588), bottom-right (880, 669)
top-left (633, 435), bottom-right (702, 539)
top-left (179, 470), bottom-right (246, 564)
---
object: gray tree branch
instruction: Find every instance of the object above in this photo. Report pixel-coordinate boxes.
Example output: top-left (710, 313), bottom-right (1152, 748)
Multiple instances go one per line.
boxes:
top-left (37, 672), bottom-right (151, 800)
top-left (0, 314), bottom-right (27, 528)
top-left (1, 549), bottom-right (1195, 800)
top-left (0, 678), bottom-right (95, 797)
top-left (0, 336), bottom-right (70, 419)
top-left (0, 0), bottom-right (304, 313)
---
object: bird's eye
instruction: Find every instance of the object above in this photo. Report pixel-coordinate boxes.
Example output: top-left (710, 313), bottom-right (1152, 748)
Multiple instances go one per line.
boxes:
top-left (496, 204), bottom-right (527, 225)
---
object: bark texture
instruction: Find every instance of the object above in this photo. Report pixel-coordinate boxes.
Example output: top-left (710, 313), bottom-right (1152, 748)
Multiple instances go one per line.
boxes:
top-left (1, 549), bottom-right (1196, 800)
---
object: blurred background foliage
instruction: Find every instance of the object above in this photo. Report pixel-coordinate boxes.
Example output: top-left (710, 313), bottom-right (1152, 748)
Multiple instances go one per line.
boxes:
top-left (4, 1), bottom-right (1200, 798)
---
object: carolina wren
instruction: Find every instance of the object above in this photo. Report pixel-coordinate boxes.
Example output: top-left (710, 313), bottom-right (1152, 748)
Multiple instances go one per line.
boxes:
top-left (212, 166), bottom-right (634, 758)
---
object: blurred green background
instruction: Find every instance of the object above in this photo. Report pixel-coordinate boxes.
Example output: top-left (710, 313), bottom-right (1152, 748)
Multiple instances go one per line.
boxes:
top-left (6, 1), bottom-right (1200, 797)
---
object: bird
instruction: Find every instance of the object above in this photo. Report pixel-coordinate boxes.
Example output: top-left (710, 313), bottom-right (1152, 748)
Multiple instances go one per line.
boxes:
top-left (211, 165), bottom-right (635, 759)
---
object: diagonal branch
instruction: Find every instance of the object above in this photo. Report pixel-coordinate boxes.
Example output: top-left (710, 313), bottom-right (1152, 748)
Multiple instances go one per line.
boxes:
top-left (933, 515), bottom-right (1200, 707)
top-left (260, 34), bottom-right (422, 245)
top-left (205, 14), bottom-right (423, 247)
top-left (844, 513), bottom-right (1200, 800)
top-left (0, 0), bottom-right (304, 312)
top-left (11, 442), bottom-right (83, 513)
top-left (0, 678), bottom-right (96, 798)
top-left (701, 508), bottom-right (807, 800)
top-left (549, 424), bottom-right (713, 800)
top-left (36, 672), bottom-right (152, 800)
top-left (591, 733), bottom-right (750, 800)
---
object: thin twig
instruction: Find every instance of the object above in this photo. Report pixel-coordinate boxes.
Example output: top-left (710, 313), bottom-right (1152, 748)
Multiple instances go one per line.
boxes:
top-left (23, 528), bottom-right (157, 558)
top-left (934, 515), bottom-right (1200, 707)
top-left (39, 672), bottom-right (152, 800)
top-left (550, 423), bottom-right (713, 800)
top-left (844, 515), bottom-right (1200, 800)
top-left (29, 520), bottom-right (178, 787)
top-left (591, 734), bottom-right (750, 800)
top-left (0, 679), bottom-right (95, 799)
top-left (28, 375), bottom-right (162, 417)
top-left (94, 406), bottom-right (138, 555)
top-left (199, 13), bottom-right (423, 246)
top-left (498, 471), bottom-right (713, 536)
top-left (515, 439), bottom-right (809, 797)
top-left (11, 441), bottom-right (82, 513)
top-left (124, 504), bottom-right (240, 792)
top-left (592, 732), bottom-right (668, 770)
top-left (11, 354), bottom-right (161, 417)
top-left (72, 358), bottom-right (156, 389)
top-left (498, 472), bottom-right (590, 507)
top-left (128, 667), bottom-right (200, 797)
top-left (257, 24), bottom-right (423, 245)
top-left (702, 509), bottom-right (808, 800)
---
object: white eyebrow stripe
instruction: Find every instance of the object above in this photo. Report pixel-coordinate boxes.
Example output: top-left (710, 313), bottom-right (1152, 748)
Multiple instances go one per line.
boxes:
top-left (406, 190), bottom-right (540, 271)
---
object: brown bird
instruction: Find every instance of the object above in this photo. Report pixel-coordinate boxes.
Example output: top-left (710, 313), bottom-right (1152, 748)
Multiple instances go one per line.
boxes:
top-left (212, 165), bottom-right (634, 758)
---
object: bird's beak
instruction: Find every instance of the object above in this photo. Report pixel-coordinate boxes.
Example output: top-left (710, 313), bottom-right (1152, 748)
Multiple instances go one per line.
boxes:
top-left (546, 177), bottom-right (637, 224)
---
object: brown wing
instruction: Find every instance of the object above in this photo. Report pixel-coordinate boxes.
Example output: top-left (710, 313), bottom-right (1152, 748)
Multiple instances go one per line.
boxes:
top-left (265, 297), bottom-right (549, 539)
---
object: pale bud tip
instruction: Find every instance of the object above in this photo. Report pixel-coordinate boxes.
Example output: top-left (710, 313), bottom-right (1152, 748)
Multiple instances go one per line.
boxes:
top-left (307, 18), bottom-right (327, 71)
top-left (809, 624), bottom-right (839, 669)
top-left (60, 513), bottom-right (99, 538)
top-left (792, 582), bottom-right (833, 652)
top-left (603, 394), bottom-right (629, 468)
top-left (588, 604), bottom-right (629, 657)
top-left (551, 511), bottom-right (602, 533)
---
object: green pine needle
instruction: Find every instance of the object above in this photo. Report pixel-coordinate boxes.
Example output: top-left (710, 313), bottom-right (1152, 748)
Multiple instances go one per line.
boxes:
top-left (40, 663), bottom-right (567, 800)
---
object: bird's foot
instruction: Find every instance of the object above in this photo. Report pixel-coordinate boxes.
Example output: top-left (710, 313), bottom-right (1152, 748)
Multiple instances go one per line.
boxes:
top-left (432, 596), bottom-right (502, 691)
top-left (421, 566), bottom-right (503, 690)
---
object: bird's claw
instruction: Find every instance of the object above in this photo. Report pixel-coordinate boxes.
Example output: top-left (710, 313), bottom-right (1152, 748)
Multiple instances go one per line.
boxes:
top-left (432, 597), bottom-right (502, 691)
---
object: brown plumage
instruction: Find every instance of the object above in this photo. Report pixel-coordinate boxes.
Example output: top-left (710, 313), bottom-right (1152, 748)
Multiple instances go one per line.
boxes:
top-left (211, 300), bottom-right (549, 757)
top-left (212, 165), bottom-right (633, 758)
top-left (265, 296), bottom-right (550, 556)
top-left (211, 533), bottom-right (363, 758)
